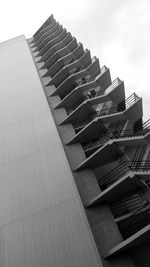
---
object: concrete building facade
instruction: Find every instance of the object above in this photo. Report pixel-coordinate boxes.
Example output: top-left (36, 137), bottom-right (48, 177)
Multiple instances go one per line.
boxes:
top-left (0, 14), bottom-right (150, 266)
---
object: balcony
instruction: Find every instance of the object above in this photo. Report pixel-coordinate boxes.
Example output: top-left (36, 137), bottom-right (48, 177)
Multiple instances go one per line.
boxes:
top-left (47, 50), bottom-right (91, 87)
top-left (110, 192), bottom-right (150, 241)
top-left (79, 77), bottom-right (123, 103)
top-left (55, 65), bottom-right (111, 111)
top-left (87, 159), bottom-right (150, 257)
top-left (43, 43), bottom-right (84, 78)
top-left (88, 159), bottom-right (150, 207)
top-left (32, 22), bottom-right (59, 49)
top-left (47, 65), bottom-right (86, 90)
top-left (60, 92), bottom-right (138, 128)
top-left (35, 25), bottom-right (63, 51)
top-left (82, 132), bottom-right (112, 155)
top-left (34, 22), bottom-right (60, 47)
top-left (33, 18), bottom-right (57, 42)
top-left (105, 191), bottom-right (150, 258)
top-left (42, 38), bottom-right (77, 69)
top-left (45, 58), bottom-right (75, 79)
top-left (96, 93), bottom-right (142, 124)
top-left (38, 29), bottom-right (68, 57)
top-left (75, 123), bottom-right (149, 172)
top-left (96, 92), bottom-right (138, 117)
top-left (77, 141), bottom-right (124, 170)
top-left (68, 78), bottom-right (124, 118)
top-left (33, 15), bottom-right (55, 38)
top-left (82, 119), bottom-right (150, 157)
top-left (67, 93), bottom-right (142, 147)
top-left (49, 57), bottom-right (101, 99)
top-left (41, 33), bottom-right (74, 65)
top-left (98, 160), bottom-right (150, 191)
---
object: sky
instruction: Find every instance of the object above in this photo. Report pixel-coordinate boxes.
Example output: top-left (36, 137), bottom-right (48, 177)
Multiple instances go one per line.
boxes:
top-left (0, 0), bottom-right (150, 119)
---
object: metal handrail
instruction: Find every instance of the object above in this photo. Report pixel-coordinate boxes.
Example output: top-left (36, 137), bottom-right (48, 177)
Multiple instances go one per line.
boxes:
top-left (125, 93), bottom-right (139, 109)
top-left (129, 160), bottom-right (150, 170)
top-left (74, 107), bottom-right (149, 140)
top-left (97, 92), bottom-right (140, 117)
top-left (83, 133), bottom-right (111, 152)
top-left (83, 124), bottom-right (150, 155)
top-left (83, 130), bottom-right (130, 152)
top-left (100, 65), bottom-right (107, 74)
top-left (105, 78), bottom-right (122, 95)
top-left (98, 160), bottom-right (150, 189)
top-left (98, 162), bottom-right (130, 189)
top-left (143, 119), bottom-right (150, 129)
top-left (72, 92), bottom-right (141, 136)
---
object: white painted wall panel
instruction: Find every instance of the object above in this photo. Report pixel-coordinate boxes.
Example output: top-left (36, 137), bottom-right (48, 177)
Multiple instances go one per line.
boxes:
top-left (0, 35), bottom-right (102, 267)
top-left (1, 199), bottom-right (100, 267)
top-left (0, 112), bottom-right (61, 164)
top-left (0, 90), bottom-right (49, 128)
top-left (0, 146), bottom-right (78, 226)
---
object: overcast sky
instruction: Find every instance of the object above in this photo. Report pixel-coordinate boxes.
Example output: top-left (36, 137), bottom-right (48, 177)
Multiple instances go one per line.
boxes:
top-left (0, 0), bottom-right (150, 119)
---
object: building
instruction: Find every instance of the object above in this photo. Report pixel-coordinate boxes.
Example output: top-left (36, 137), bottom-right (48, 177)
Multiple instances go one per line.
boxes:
top-left (0, 14), bottom-right (150, 267)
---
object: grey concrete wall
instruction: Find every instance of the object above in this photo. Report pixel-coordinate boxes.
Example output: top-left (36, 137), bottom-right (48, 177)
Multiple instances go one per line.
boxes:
top-left (47, 84), bottom-right (135, 267)
top-left (32, 33), bottom-right (136, 267)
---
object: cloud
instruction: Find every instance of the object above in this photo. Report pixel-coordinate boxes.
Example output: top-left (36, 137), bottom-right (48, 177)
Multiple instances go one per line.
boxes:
top-left (84, 0), bottom-right (150, 120)
top-left (0, 0), bottom-right (150, 119)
